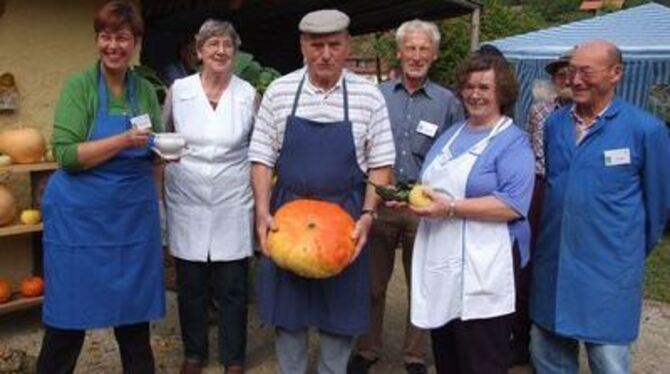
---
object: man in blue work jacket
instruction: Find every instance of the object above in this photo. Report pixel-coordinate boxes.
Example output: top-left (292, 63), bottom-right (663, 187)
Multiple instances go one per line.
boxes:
top-left (530, 40), bottom-right (670, 373)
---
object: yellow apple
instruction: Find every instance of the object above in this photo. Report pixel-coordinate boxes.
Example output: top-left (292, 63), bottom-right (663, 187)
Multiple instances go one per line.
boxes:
top-left (20, 209), bottom-right (41, 225)
top-left (409, 185), bottom-right (433, 208)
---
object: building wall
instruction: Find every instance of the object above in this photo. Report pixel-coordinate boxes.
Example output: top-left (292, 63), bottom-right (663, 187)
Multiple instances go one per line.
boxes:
top-left (0, 0), bottom-right (111, 134)
top-left (0, 0), bottom-right (110, 289)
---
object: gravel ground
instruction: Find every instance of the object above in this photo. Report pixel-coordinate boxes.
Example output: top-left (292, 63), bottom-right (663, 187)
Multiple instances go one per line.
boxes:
top-left (2, 257), bottom-right (670, 373)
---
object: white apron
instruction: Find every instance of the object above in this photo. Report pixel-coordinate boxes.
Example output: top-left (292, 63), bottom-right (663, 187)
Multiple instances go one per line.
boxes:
top-left (411, 117), bottom-right (516, 329)
top-left (165, 74), bottom-right (256, 262)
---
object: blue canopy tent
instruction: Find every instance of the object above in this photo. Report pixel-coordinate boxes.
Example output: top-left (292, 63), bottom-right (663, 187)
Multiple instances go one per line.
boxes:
top-left (488, 2), bottom-right (670, 127)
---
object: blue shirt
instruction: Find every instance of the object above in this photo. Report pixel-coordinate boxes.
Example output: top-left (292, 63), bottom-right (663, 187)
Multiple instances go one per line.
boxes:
top-left (422, 120), bottom-right (536, 266)
top-left (531, 98), bottom-right (670, 344)
top-left (378, 78), bottom-right (464, 184)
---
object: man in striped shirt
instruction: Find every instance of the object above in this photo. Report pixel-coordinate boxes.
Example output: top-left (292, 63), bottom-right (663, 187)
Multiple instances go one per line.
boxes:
top-left (249, 9), bottom-right (395, 374)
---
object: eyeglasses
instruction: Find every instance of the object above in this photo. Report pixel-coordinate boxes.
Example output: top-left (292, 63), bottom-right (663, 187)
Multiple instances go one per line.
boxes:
top-left (98, 32), bottom-right (134, 46)
top-left (566, 66), bottom-right (610, 80)
top-left (203, 38), bottom-right (235, 51)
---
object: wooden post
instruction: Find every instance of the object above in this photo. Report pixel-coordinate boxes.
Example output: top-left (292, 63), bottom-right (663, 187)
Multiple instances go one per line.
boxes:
top-left (470, 6), bottom-right (481, 51)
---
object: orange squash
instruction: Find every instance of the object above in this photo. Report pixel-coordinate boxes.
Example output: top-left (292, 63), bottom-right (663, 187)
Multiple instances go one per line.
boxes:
top-left (268, 199), bottom-right (356, 279)
top-left (20, 276), bottom-right (44, 297)
top-left (0, 278), bottom-right (11, 304)
top-left (0, 184), bottom-right (17, 226)
top-left (0, 127), bottom-right (46, 164)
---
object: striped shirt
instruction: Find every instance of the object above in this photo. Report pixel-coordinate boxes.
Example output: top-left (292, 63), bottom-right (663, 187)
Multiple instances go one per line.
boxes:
top-left (249, 68), bottom-right (395, 172)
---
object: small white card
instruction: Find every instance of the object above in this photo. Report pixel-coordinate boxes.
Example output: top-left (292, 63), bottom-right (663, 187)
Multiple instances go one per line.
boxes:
top-left (416, 120), bottom-right (438, 138)
top-left (130, 113), bottom-right (152, 131)
top-left (604, 148), bottom-right (631, 166)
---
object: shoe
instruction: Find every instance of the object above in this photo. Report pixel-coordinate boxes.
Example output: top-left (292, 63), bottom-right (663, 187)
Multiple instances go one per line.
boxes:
top-left (180, 359), bottom-right (203, 374)
top-left (510, 339), bottom-right (531, 367)
top-left (405, 362), bottom-right (427, 374)
top-left (347, 354), bottom-right (378, 374)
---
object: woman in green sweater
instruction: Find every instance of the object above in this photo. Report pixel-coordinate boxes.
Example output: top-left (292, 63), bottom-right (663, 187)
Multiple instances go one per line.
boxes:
top-left (36, 1), bottom-right (164, 373)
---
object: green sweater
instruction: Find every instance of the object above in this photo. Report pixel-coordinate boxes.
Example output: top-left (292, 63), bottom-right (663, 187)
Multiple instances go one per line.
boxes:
top-left (52, 62), bottom-right (162, 170)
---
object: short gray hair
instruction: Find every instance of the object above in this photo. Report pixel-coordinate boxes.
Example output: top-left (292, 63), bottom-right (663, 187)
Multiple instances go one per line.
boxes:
top-left (395, 19), bottom-right (441, 50)
top-left (195, 19), bottom-right (241, 51)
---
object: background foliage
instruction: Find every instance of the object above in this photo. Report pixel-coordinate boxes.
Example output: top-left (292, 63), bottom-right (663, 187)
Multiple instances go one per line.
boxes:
top-left (356, 0), bottom-right (670, 87)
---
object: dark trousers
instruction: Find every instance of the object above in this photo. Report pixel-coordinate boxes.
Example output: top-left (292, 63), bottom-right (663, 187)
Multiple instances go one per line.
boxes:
top-left (36, 322), bottom-right (154, 374)
top-left (512, 177), bottom-right (545, 347)
top-left (355, 207), bottom-right (428, 364)
top-left (175, 257), bottom-right (248, 368)
top-left (431, 314), bottom-right (514, 374)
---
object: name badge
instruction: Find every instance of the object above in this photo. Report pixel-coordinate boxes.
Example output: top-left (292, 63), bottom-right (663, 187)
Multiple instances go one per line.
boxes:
top-left (130, 114), bottom-right (152, 131)
top-left (416, 120), bottom-right (438, 138)
top-left (604, 148), bottom-right (631, 166)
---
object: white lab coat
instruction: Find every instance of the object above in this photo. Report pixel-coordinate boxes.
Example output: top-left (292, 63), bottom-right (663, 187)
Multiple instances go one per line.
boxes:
top-left (411, 117), bottom-right (516, 329)
top-left (164, 74), bottom-right (256, 262)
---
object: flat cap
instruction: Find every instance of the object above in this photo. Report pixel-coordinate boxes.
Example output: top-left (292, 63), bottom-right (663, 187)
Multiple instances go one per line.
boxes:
top-left (299, 9), bottom-right (350, 34)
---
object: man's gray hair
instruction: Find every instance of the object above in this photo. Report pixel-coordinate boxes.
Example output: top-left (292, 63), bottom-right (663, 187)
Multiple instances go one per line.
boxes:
top-left (195, 19), bottom-right (241, 51)
top-left (395, 19), bottom-right (441, 49)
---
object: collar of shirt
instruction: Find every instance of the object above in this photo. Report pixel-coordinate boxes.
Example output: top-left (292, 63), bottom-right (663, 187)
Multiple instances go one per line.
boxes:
top-left (303, 67), bottom-right (346, 97)
top-left (570, 100), bottom-right (612, 130)
top-left (392, 77), bottom-right (435, 99)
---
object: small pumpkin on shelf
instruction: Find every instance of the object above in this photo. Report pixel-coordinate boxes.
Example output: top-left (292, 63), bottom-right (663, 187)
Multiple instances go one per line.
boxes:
top-left (20, 276), bottom-right (44, 298)
top-left (0, 184), bottom-right (17, 227)
top-left (0, 154), bottom-right (12, 167)
top-left (0, 278), bottom-right (11, 304)
top-left (20, 209), bottom-right (41, 225)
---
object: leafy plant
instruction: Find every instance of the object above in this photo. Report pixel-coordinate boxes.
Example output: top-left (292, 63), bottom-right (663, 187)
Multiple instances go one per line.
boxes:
top-left (234, 51), bottom-right (281, 94)
top-left (133, 65), bottom-right (168, 104)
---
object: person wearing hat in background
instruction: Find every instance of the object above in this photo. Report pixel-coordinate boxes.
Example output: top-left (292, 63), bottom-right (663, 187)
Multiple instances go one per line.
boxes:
top-left (249, 9), bottom-right (395, 374)
top-left (510, 49), bottom-right (573, 366)
top-left (348, 19), bottom-right (463, 374)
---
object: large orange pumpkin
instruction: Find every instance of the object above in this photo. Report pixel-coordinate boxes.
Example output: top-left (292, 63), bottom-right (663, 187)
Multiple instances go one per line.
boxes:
top-left (20, 276), bottom-right (44, 297)
top-left (0, 278), bottom-right (11, 304)
top-left (0, 127), bottom-right (46, 164)
top-left (268, 199), bottom-right (356, 278)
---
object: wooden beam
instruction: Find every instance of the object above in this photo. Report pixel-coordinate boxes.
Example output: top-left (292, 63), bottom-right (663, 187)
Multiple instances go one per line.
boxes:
top-left (470, 6), bottom-right (480, 51)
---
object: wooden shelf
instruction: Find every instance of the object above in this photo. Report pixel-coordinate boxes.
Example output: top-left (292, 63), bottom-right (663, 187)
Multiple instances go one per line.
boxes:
top-left (0, 293), bottom-right (43, 315)
top-left (0, 223), bottom-right (43, 237)
top-left (0, 162), bottom-right (58, 173)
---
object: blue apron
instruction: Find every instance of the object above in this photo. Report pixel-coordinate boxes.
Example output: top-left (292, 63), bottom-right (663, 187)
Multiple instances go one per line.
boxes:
top-left (41, 68), bottom-right (165, 329)
top-left (257, 76), bottom-right (370, 335)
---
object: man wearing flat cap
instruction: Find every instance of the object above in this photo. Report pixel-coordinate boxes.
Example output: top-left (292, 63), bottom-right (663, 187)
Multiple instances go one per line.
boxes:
top-left (513, 50), bottom-right (573, 366)
top-left (250, 9), bottom-right (395, 373)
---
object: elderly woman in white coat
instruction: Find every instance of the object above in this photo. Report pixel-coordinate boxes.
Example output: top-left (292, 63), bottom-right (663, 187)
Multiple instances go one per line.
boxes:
top-left (391, 53), bottom-right (535, 373)
top-left (162, 19), bottom-right (256, 374)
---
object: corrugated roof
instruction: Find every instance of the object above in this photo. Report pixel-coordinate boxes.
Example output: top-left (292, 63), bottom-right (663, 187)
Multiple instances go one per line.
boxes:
top-left (489, 2), bottom-right (670, 60)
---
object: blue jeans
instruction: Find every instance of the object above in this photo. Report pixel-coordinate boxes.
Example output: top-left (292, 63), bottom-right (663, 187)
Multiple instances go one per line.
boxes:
top-left (530, 324), bottom-right (631, 374)
top-left (276, 327), bottom-right (354, 374)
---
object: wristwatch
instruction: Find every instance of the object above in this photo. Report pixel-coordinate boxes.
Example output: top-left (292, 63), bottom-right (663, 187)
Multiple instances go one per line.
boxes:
top-left (361, 208), bottom-right (378, 220)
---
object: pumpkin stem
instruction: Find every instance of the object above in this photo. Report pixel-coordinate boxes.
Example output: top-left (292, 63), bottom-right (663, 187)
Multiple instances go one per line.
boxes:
top-left (307, 222), bottom-right (316, 230)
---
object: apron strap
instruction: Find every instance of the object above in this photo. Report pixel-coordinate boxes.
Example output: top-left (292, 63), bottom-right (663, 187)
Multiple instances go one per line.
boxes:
top-left (290, 75), bottom-right (307, 116)
top-left (290, 73), bottom-right (349, 122)
top-left (96, 64), bottom-right (140, 117)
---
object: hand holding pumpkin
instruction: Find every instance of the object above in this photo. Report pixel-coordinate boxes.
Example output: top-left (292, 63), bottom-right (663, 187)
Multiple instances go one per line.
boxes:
top-left (350, 213), bottom-right (373, 264)
top-left (255, 210), bottom-right (277, 256)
